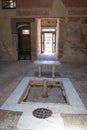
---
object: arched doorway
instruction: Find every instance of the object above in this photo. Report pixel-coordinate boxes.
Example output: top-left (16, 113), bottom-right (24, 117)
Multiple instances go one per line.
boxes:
top-left (17, 23), bottom-right (31, 60)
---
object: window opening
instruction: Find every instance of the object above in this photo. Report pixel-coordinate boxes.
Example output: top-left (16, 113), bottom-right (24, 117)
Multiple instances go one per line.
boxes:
top-left (2, 0), bottom-right (16, 9)
top-left (42, 28), bottom-right (56, 32)
top-left (22, 29), bottom-right (30, 35)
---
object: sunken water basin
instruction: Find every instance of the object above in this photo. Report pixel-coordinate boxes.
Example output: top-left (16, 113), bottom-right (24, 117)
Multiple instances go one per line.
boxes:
top-left (1, 77), bottom-right (86, 114)
top-left (1, 77), bottom-right (87, 130)
top-left (22, 80), bottom-right (68, 104)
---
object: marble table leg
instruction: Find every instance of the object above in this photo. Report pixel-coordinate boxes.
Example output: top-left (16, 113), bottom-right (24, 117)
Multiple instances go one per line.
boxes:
top-left (38, 65), bottom-right (42, 77)
top-left (52, 65), bottom-right (55, 78)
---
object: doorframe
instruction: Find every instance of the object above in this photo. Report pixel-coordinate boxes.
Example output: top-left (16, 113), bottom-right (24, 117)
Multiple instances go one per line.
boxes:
top-left (41, 28), bottom-right (56, 54)
top-left (16, 22), bottom-right (31, 60)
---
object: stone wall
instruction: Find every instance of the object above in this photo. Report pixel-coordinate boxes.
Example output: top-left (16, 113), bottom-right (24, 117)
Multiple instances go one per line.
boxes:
top-left (0, 0), bottom-right (67, 18)
top-left (59, 18), bottom-right (87, 63)
top-left (0, 0), bottom-right (87, 62)
top-left (0, 17), bottom-right (87, 62)
top-left (30, 20), bottom-right (37, 60)
top-left (0, 18), bottom-right (14, 60)
top-left (58, 18), bottom-right (66, 59)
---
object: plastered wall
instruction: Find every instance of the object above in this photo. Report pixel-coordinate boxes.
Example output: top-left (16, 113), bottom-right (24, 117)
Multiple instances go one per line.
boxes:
top-left (59, 18), bottom-right (87, 63)
top-left (0, 0), bottom-right (87, 62)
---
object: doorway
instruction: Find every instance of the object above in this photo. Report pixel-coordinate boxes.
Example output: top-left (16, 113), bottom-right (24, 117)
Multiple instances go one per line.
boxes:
top-left (17, 23), bottom-right (31, 60)
top-left (41, 28), bottom-right (56, 54)
top-left (44, 33), bottom-right (52, 53)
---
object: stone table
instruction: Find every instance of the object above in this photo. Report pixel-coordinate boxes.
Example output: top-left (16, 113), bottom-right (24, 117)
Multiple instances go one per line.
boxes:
top-left (34, 60), bottom-right (60, 78)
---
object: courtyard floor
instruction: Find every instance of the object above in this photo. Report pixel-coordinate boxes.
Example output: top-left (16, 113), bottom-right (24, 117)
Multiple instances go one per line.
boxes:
top-left (0, 55), bottom-right (87, 130)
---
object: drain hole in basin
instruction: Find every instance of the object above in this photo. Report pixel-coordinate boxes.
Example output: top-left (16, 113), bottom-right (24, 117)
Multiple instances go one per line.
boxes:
top-left (32, 108), bottom-right (53, 119)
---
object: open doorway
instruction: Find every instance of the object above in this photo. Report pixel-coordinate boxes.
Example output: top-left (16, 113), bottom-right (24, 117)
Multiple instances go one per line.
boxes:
top-left (37, 18), bottom-right (59, 60)
top-left (41, 28), bottom-right (56, 54)
top-left (44, 33), bottom-right (52, 53)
